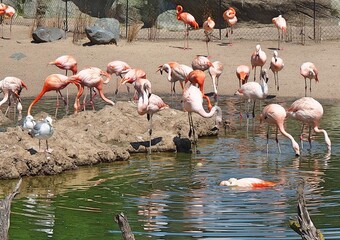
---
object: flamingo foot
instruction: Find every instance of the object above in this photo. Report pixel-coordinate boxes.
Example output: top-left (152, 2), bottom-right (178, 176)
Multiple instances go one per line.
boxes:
top-left (45, 148), bottom-right (54, 154)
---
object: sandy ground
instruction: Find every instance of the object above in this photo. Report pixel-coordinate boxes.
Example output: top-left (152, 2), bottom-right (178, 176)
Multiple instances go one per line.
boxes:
top-left (1, 25), bottom-right (339, 103)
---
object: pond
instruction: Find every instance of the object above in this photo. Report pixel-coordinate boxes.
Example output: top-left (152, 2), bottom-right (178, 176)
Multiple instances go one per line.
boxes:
top-left (1, 94), bottom-right (340, 239)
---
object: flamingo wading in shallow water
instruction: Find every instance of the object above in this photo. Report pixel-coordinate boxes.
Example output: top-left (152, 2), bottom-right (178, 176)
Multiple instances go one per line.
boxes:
top-left (260, 103), bottom-right (300, 156)
top-left (176, 5), bottom-right (199, 49)
top-left (270, 50), bottom-right (284, 91)
top-left (300, 62), bottom-right (318, 97)
top-left (182, 84), bottom-right (222, 148)
top-left (272, 15), bottom-right (287, 50)
top-left (287, 97), bottom-right (331, 151)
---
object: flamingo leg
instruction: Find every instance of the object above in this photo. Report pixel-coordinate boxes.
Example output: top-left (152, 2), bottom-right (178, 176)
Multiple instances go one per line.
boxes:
top-left (90, 87), bottom-right (95, 110)
top-left (304, 78), bottom-right (307, 97)
top-left (266, 124), bottom-right (270, 155)
top-left (300, 123), bottom-right (305, 149)
top-left (277, 29), bottom-right (280, 50)
top-left (55, 91), bottom-right (60, 118)
top-left (308, 125), bottom-right (312, 149)
top-left (275, 126), bottom-right (282, 154)
top-left (253, 67), bottom-right (257, 81)
top-left (309, 79), bottom-right (312, 95)
top-left (252, 100), bottom-right (256, 118)
top-left (147, 113), bottom-right (152, 154)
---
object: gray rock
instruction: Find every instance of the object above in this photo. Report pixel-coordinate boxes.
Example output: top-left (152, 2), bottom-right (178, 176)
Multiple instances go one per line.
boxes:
top-left (32, 27), bottom-right (65, 43)
top-left (85, 18), bottom-right (120, 45)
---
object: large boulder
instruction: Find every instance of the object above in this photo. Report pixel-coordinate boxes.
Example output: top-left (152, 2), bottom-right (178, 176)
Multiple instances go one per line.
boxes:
top-left (32, 27), bottom-right (65, 43)
top-left (85, 18), bottom-right (120, 45)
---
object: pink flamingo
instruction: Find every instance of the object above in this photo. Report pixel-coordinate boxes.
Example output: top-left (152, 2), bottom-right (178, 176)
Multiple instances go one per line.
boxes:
top-left (0, 4), bottom-right (15, 39)
top-left (203, 17), bottom-right (215, 55)
top-left (272, 15), bottom-right (287, 50)
top-left (260, 103), bottom-right (300, 156)
top-left (106, 60), bottom-right (131, 101)
top-left (68, 67), bottom-right (114, 113)
top-left (223, 7), bottom-right (237, 44)
top-left (49, 55), bottom-right (77, 76)
top-left (120, 68), bottom-right (147, 101)
top-left (192, 55), bottom-right (213, 71)
top-left (185, 69), bottom-right (213, 111)
top-left (235, 69), bottom-right (269, 118)
top-left (130, 78), bottom-right (169, 153)
top-left (0, 76), bottom-right (28, 121)
top-left (208, 61), bottom-right (224, 103)
top-left (251, 44), bottom-right (267, 81)
top-left (219, 177), bottom-right (277, 189)
top-left (236, 65), bottom-right (250, 88)
top-left (287, 97), bottom-right (331, 151)
top-left (182, 83), bottom-right (222, 147)
top-left (269, 50), bottom-right (284, 91)
top-left (28, 74), bottom-right (76, 117)
top-left (176, 5), bottom-right (199, 49)
top-left (300, 62), bottom-right (318, 97)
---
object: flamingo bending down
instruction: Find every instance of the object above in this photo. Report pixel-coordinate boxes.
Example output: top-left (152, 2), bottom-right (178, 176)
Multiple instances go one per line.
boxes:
top-left (182, 84), bottom-right (222, 147)
top-left (69, 67), bottom-right (114, 113)
top-left (270, 50), bottom-right (284, 91)
top-left (203, 17), bottom-right (215, 55)
top-left (176, 5), bottom-right (199, 49)
top-left (236, 65), bottom-right (250, 88)
top-left (106, 60), bottom-right (131, 101)
top-left (208, 61), bottom-right (224, 103)
top-left (219, 177), bottom-right (277, 189)
top-left (157, 61), bottom-right (181, 94)
top-left (251, 44), bottom-right (267, 81)
top-left (0, 76), bottom-right (28, 121)
top-left (287, 97), bottom-right (331, 151)
top-left (192, 55), bottom-right (213, 72)
top-left (0, 4), bottom-right (15, 39)
top-left (129, 78), bottom-right (169, 153)
top-left (185, 69), bottom-right (213, 111)
top-left (272, 15), bottom-right (287, 50)
top-left (260, 103), bottom-right (300, 156)
top-left (235, 69), bottom-right (269, 118)
top-left (49, 55), bottom-right (77, 76)
top-left (223, 7), bottom-right (237, 43)
top-left (27, 74), bottom-right (76, 118)
top-left (28, 116), bottom-right (54, 153)
top-left (120, 68), bottom-right (147, 101)
top-left (300, 62), bottom-right (318, 97)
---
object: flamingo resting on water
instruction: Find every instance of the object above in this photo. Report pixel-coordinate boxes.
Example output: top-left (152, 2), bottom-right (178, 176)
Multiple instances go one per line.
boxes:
top-left (272, 15), bottom-right (287, 50)
top-left (286, 97), bottom-right (331, 151)
top-left (260, 103), bottom-right (300, 156)
top-left (182, 84), bottom-right (222, 148)
top-left (219, 177), bottom-right (277, 189)
top-left (270, 50), bottom-right (284, 91)
top-left (251, 44), bottom-right (267, 81)
top-left (28, 116), bottom-right (54, 153)
top-left (176, 5), bottom-right (199, 50)
top-left (0, 76), bottom-right (28, 121)
top-left (300, 62), bottom-right (318, 97)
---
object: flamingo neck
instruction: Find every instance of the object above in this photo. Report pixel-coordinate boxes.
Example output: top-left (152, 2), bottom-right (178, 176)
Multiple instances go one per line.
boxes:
top-left (278, 123), bottom-right (300, 156)
top-left (164, 63), bottom-right (172, 82)
top-left (314, 126), bottom-right (331, 151)
top-left (137, 86), bottom-right (149, 115)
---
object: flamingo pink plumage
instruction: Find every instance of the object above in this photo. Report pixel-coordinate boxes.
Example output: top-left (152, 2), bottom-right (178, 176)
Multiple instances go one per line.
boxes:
top-left (219, 177), bottom-right (277, 189)
top-left (0, 76), bottom-right (27, 121)
top-left (192, 55), bottom-right (213, 72)
top-left (106, 60), bottom-right (131, 101)
top-left (260, 103), bottom-right (300, 156)
top-left (182, 83), bottom-right (222, 147)
top-left (131, 78), bottom-right (169, 153)
top-left (0, 4), bottom-right (15, 39)
top-left (27, 74), bottom-right (76, 117)
top-left (208, 61), bottom-right (224, 103)
top-left (203, 17), bottom-right (215, 55)
top-left (270, 50), bottom-right (284, 91)
top-left (236, 65), bottom-right (250, 88)
top-left (49, 55), bottom-right (78, 76)
top-left (300, 62), bottom-right (318, 97)
top-left (69, 67), bottom-right (114, 113)
top-left (251, 44), bottom-right (267, 81)
top-left (272, 15), bottom-right (287, 50)
top-left (223, 7), bottom-right (237, 43)
top-left (120, 68), bottom-right (147, 101)
top-left (287, 97), bottom-right (331, 151)
top-left (176, 5), bottom-right (199, 49)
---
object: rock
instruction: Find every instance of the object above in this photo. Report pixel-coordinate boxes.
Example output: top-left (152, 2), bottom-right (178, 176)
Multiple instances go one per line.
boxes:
top-left (85, 18), bottom-right (120, 45)
top-left (32, 27), bottom-right (65, 43)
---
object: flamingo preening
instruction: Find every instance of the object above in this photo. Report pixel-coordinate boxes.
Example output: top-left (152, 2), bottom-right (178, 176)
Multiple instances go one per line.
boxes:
top-left (176, 5), bottom-right (199, 50)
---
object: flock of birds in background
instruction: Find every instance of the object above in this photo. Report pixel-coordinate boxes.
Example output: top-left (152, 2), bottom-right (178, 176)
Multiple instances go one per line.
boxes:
top-left (0, 4), bottom-right (328, 237)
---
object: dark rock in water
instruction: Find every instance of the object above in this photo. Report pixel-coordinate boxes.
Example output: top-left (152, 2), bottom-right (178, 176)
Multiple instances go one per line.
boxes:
top-left (32, 27), bottom-right (65, 43)
top-left (173, 136), bottom-right (192, 153)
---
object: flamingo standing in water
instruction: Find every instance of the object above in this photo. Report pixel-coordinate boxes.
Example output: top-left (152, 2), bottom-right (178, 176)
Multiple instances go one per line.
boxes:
top-left (235, 69), bottom-right (269, 118)
top-left (68, 67), bottom-right (114, 113)
top-left (223, 7), bottom-right (237, 44)
top-left (287, 97), bottom-right (331, 151)
top-left (28, 74), bottom-right (76, 117)
top-left (106, 60), bottom-right (131, 101)
top-left (29, 116), bottom-right (54, 153)
top-left (236, 65), bottom-right (250, 88)
top-left (182, 83), bottom-right (222, 148)
top-left (203, 17), bottom-right (215, 55)
top-left (185, 69), bottom-right (213, 111)
top-left (0, 76), bottom-right (28, 121)
top-left (260, 103), bottom-right (300, 156)
top-left (208, 61), bottom-right (224, 103)
top-left (272, 15), bottom-right (287, 50)
top-left (251, 44), bottom-right (267, 81)
top-left (128, 78), bottom-right (169, 154)
top-left (0, 4), bottom-right (15, 39)
top-left (270, 50), bottom-right (284, 91)
top-left (176, 5), bottom-right (199, 49)
top-left (300, 62), bottom-right (318, 97)
top-left (219, 177), bottom-right (277, 189)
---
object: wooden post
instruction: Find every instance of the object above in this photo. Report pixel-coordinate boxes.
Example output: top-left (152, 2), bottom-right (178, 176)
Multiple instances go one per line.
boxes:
top-left (115, 212), bottom-right (135, 240)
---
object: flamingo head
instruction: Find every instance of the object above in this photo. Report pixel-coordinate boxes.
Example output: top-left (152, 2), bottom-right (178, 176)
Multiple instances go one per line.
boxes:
top-left (176, 5), bottom-right (183, 14)
top-left (292, 141), bottom-right (300, 157)
top-left (255, 44), bottom-right (261, 55)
